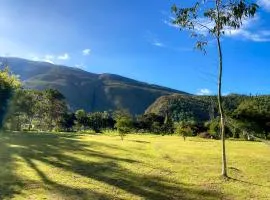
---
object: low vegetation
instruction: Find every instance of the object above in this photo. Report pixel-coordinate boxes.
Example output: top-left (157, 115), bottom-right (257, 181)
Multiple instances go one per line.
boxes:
top-left (0, 132), bottom-right (269, 200)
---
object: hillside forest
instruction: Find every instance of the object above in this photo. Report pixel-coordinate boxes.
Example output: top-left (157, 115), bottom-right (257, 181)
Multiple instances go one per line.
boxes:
top-left (1, 67), bottom-right (269, 141)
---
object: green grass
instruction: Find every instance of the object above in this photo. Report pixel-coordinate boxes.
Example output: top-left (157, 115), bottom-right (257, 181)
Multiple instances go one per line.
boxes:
top-left (0, 132), bottom-right (269, 200)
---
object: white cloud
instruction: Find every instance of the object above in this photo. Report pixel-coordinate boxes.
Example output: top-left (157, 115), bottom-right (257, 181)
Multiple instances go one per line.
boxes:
top-left (43, 59), bottom-right (54, 64)
top-left (30, 53), bottom-right (71, 64)
top-left (75, 64), bottom-right (86, 69)
top-left (82, 49), bottom-right (91, 56)
top-left (145, 31), bottom-right (166, 48)
top-left (222, 92), bottom-right (230, 96)
top-left (164, 14), bottom-right (270, 42)
top-left (197, 88), bottom-right (212, 95)
top-left (44, 54), bottom-right (55, 60)
top-left (57, 53), bottom-right (69, 60)
top-left (30, 55), bottom-right (54, 64)
top-left (31, 56), bottom-right (40, 61)
top-left (43, 55), bottom-right (55, 63)
top-left (163, 19), bottom-right (179, 29)
top-left (228, 29), bottom-right (270, 42)
top-left (258, 0), bottom-right (270, 11)
top-left (163, 17), bottom-right (214, 36)
top-left (224, 16), bottom-right (270, 42)
top-left (152, 41), bottom-right (165, 47)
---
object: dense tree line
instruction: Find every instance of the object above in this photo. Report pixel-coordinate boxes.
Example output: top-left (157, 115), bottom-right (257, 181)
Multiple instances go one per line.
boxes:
top-left (2, 85), bottom-right (175, 135)
top-left (2, 86), bottom-right (270, 141)
top-left (146, 94), bottom-right (270, 140)
top-left (1, 69), bottom-right (269, 141)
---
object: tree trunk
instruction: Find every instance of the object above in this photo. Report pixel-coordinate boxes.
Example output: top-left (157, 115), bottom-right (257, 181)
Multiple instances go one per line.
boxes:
top-left (217, 36), bottom-right (227, 178)
top-left (28, 117), bottom-right (32, 131)
top-left (50, 116), bottom-right (53, 132)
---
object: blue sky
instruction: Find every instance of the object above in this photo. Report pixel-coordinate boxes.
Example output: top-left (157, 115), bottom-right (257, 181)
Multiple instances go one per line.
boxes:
top-left (0, 0), bottom-right (270, 95)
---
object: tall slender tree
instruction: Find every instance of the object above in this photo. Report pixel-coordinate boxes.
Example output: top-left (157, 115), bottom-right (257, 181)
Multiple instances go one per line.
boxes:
top-left (171, 0), bottom-right (258, 177)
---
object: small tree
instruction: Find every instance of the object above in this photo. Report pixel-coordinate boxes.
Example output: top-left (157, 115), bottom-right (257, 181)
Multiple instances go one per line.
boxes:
top-left (175, 121), bottom-right (194, 141)
top-left (88, 112), bottom-right (104, 133)
top-left (75, 109), bottom-right (88, 130)
top-left (171, 0), bottom-right (258, 177)
top-left (114, 110), bottom-right (133, 140)
top-left (162, 112), bottom-right (174, 135)
top-left (115, 117), bottom-right (133, 140)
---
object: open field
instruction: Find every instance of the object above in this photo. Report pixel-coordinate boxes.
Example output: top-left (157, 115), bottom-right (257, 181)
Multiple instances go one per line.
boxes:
top-left (0, 132), bottom-right (269, 200)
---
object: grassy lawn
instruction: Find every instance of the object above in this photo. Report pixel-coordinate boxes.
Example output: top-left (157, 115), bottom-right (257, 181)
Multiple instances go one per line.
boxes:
top-left (0, 132), bottom-right (269, 200)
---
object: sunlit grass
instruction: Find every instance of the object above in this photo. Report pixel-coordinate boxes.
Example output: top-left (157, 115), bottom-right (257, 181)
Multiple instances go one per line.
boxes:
top-left (0, 132), bottom-right (269, 199)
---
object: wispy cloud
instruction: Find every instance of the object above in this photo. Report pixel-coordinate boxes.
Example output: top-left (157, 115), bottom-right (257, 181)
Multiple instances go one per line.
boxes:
top-left (44, 55), bottom-right (55, 60)
top-left (222, 92), bottom-right (230, 96)
top-left (75, 63), bottom-right (86, 69)
top-left (164, 14), bottom-right (270, 42)
top-left (30, 53), bottom-right (70, 64)
top-left (197, 88), bottom-right (212, 95)
top-left (258, 0), bottom-right (270, 11)
top-left (163, 18), bottom-right (179, 29)
top-left (224, 16), bottom-right (270, 42)
top-left (82, 48), bottom-right (91, 56)
top-left (228, 29), bottom-right (270, 42)
top-left (43, 55), bottom-right (55, 63)
top-left (152, 41), bottom-right (165, 47)
top-left (145, 30), bottom-right (192, 51)
top-left (31, 55), bottom-right (54, 64)
top-left (145, 31), bottom-right (166, 48)
top-left (57, 53), bottom-right (70, 60)
top-left (43, 59), bottom-right (54, 64)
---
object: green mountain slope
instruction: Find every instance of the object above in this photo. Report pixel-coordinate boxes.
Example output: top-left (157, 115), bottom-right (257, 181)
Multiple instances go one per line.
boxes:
top-left (2, 57), bottom-right (188, 114)
top-left (146, 94), bottom-right (212, 122)
top-left (145, 94), bottom-right (270, 122)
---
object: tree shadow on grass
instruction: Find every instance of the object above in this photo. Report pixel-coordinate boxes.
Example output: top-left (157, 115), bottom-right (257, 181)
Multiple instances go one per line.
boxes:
top-left (0, 135), bottom-right (24, 199)
top-left (228, 176), bottom-right (270, 188)
top-left (23, 157), bottom-right (121, 200)
top-left (188, 139), bottom-right (215, 143)
top-left (128, 139), bottom-right (151, 144)
top-left (1, 132), bottom-right (223, 199)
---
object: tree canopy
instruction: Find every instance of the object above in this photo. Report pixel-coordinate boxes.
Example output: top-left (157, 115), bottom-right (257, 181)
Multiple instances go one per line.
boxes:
top-left (0, 67), bottom-right (21, 128)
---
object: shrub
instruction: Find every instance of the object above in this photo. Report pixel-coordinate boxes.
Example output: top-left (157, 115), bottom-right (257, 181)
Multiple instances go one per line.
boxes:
top-left (115, 117), bottom-right (133, 140)
top-left (198, 132), bottom-right (214, 139)
top-left (205, 119), bottom-right (220, 139)
top-left (174, 122), bottom-right (193, 140)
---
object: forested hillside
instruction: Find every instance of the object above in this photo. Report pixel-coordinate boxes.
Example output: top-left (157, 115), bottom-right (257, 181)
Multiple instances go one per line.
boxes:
top-left (146, 94), bottom-right (270, 139)
top-left (146, 94), bottom-right (249, 121)
top-left (2, 57), bottom-right (188, 114)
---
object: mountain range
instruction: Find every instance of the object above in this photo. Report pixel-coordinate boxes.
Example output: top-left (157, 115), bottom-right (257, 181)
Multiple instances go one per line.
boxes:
top-left (1, 57), bottom-right (188, 114)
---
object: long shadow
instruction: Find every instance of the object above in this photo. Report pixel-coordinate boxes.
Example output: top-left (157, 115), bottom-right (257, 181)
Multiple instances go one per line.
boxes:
top-left (0, 134), bottom-right (24, 199)
top-left (23, 157), bottom-right (121, 200)
top-left (228, 176), bottom-right (270, 188)
top-left (1, 132), bottom-right (223, 199)
top-left (128, 139), bottom-right (151, 144)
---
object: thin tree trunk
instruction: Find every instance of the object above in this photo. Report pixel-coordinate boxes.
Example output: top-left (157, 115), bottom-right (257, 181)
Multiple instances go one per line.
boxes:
top-left (217, 36), bottom-right (227, 178)
top-left (28, 117), bottom-right (32, 131)
top-left (215, 0), bottom-right (227, 178)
